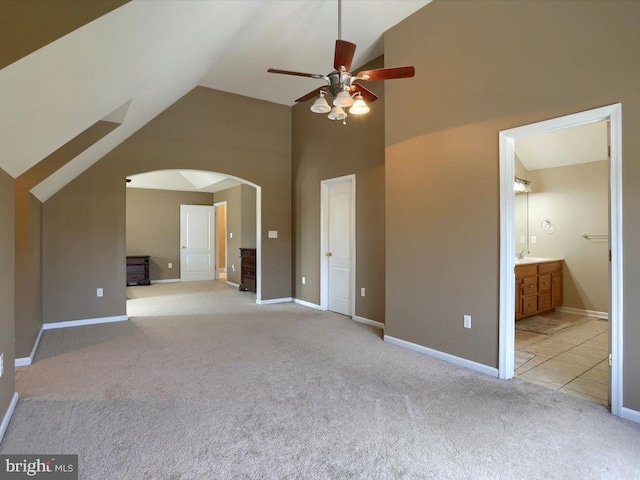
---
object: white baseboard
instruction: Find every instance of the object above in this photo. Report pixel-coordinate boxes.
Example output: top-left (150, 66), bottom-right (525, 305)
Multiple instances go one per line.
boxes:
top-left (0, 392), bottom-right (18, 445)
top-left (226, 281), bottom-right (240, 288)
top-left (621, 407), bottom-right (640, 424)
top-left (150, 279), bottom-right (180, 284)
top-left (15, 325), bottom-right (44, 367)
top-left (43, 315), bottom-right (128, 330)
top-left (293, 298), bottom-right (323, 310)
top-left (257, 297), bottom-right (293, 305)
top-left (556, 306), bottom-right (608, 320)
top-left (384, 335), bottom-right (499, 378)
top-left (353, 315), bottom-right (385, 331)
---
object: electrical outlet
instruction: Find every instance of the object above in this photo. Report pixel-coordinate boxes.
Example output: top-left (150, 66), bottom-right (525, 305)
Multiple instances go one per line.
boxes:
top-left (520, 236), bottom-right (526, 244)
top-left (361, 287), bottom-right (366, 297)
top-left (464, 315), bottom-right (472, 329)
top-left (302, 276), bottom-right (306, 285)
top-left (268, 230), bottom-right (278, 239)
top-left (97, 288), bottom-right (104, 297)
top-left (531, 236), bottom-right (537, 244)
top-left (0, 353), bottom-right (3, 377)
top-left (168, 262), bottom-right (173, 269)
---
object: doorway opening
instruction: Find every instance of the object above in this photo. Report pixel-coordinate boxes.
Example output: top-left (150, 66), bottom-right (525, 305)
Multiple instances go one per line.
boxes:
top-left (214, 202), bottom-right (227, 281)
top-left (320, 174), bottom-right (356, 317)
top-left (125, 169), bottom-right (262, 308)
top-left (498, 104), bottom-right (623, 417)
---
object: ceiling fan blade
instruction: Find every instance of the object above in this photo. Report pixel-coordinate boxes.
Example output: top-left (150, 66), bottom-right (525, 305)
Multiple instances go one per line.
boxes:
top-left (334, 40), bottom-right (356, 72)
top-left (356, 66), bottom-right (415, 81)
top-left (352, 84), bottom-right (378, 103)
top-left (295, 87), bottom-right (328, 103)
top-left (268, 68), bottom-right (326, 79)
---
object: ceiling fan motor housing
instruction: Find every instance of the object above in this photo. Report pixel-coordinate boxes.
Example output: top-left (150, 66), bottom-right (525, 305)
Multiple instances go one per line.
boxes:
top-left (327, 71), bottom-right (353, 97)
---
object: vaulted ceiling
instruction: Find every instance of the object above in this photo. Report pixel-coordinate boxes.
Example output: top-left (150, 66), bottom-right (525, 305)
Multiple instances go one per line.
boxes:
top-left (0, 0), bottom-right (431, 201)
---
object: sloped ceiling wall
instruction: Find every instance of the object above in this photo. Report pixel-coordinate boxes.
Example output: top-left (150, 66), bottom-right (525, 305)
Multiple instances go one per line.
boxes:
top-left (0, 0), bottom-right (431, 202)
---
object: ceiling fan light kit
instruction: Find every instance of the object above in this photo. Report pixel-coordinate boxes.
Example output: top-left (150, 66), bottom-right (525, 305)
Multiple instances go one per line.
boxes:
top-left (333, 89), bottom-right (355, 108)
top-left (349, 94), bottom-right (370, 115)
top-left (310, 91), bottom-right (332, 114)
top-left (328, 106), bottom-right (348, 121)
top-left (268, 0), bottom-right (415, 125)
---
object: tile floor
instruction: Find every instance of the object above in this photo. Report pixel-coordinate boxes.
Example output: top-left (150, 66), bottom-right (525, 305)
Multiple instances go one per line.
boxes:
top-left (516, 311), bottom-right (609, 406)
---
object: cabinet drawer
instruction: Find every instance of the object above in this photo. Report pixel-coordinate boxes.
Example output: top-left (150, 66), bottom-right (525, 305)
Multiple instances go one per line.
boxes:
top-left (127, 265), bottom-right (146, 275)
top-left (538, 274), bottom-right (551, 292)
top-left (522, 296), bottom-right (538, 315)
top-left (242, 258), bottom-right (256, 268)
top-left (242, 266), bottom-right (255, 277)
top-left (521, 276), bottom-right (537, 296)
top-left (538, 293), bottom-right (551, 311)
top-left (516, 265), bottom-right (537, 277)
top-left (127, 272), bottom-right (146, 283)
top-left (539, 261), bottom-right (562, 274)
top-left (127, 256), bottom-right (148, 265)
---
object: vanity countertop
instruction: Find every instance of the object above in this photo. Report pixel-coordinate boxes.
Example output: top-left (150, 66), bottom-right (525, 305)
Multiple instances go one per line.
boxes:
top-left (515, 257), bottom-right (563, 266)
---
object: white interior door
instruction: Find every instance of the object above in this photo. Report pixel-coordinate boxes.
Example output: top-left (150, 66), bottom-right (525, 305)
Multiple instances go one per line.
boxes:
top-left (180, 205), bottom-right (215, 282)
top-left (322, 176), bottom-right (354, 316)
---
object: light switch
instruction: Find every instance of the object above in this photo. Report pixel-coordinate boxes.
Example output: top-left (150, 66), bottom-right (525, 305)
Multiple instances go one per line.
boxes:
top-left (519, 236), bottom-right (526, 244)
top-left (229, 232), bottom-right (233, 239)
top-left (268, 230), bottom-right (278, 239)
top-left (531, 236), bottom-right (537, 244)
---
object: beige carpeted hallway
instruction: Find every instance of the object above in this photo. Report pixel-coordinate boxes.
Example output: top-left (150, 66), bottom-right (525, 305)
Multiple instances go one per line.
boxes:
top-left (2, 281), bottom-right (639, 479)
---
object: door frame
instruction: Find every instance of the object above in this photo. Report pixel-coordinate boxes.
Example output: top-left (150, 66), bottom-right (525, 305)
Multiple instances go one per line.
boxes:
top-left (213, 201), bottom-right (227, 281)
top-left (320, 174), bottom-right (356, 317)
top-left (498, 103), bottom-right (623, 417)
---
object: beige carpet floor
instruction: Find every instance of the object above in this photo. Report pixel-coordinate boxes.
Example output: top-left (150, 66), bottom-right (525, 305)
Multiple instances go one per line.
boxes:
top-left (2, 281), bottom-right (639, 479)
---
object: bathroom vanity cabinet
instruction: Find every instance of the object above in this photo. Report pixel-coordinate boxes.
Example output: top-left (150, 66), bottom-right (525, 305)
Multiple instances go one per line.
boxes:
top-left (515, 260), bottom-right (563, 320)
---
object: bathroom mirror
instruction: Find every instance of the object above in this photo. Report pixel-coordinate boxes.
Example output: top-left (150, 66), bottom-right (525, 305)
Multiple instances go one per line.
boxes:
top-left (514, 191), bottom-right (529, 255)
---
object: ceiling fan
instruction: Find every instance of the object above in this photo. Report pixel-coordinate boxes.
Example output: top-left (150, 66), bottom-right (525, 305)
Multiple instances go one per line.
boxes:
top-left (267, 0), bottom-right (415, 124)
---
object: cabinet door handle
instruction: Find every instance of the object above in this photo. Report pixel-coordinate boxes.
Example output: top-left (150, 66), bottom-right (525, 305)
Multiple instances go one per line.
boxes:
top-left (543, 281), bottom-right (549, 286)
top-left (529, 284), bottom-right (534, 288)
top-left (326, 252), bottom-right (332, 257)
top-left (182, 245), bottom-right (187, 249)
top-left (528, 303), bottom-right (534, 308)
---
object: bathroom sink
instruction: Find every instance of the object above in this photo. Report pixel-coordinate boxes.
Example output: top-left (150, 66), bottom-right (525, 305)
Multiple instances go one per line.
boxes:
top-left (515, 257), bottom-right (560, 265)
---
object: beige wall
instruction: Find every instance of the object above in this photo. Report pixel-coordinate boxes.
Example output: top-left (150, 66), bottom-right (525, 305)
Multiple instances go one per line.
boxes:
top-left (0, 169), bottom-right (16, 424)
top-left (14, 120), bottom-right (119, 354)
top-left (213, 184), bottom-right (257, 286)
top-left (14, 193), bottom-right (42, 357)
top-left (43, 87), bottom-right (291, 324)
top-left (527, 161), bottom-right (609, 313)
top-left (292, 57), bottom-right (386, 321)
top-left (385, 0), bottom-right (640, 409)
top-left (126, 188), bottom-right (214, 281)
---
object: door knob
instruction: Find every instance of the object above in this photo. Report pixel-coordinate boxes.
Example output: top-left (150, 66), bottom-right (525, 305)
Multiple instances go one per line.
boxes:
top-left (326, 252), bottom-right (332, 257)
top-left (182, 245), bottom-right (187, 249)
